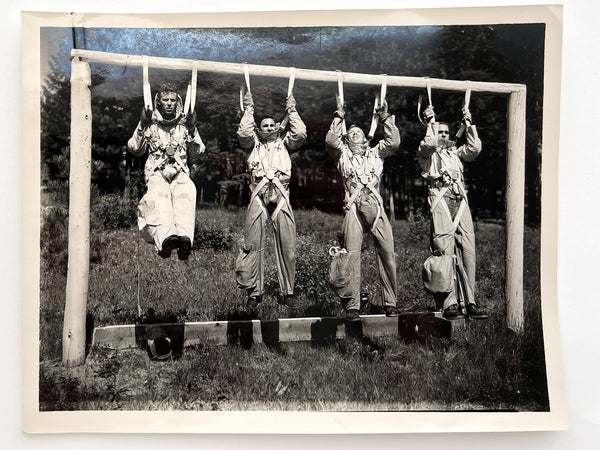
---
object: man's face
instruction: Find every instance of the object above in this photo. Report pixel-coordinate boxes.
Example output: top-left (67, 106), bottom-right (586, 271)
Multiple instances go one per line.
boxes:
top-left (158, 92), bottom-right (178, 118)
top-left (347, 127), bottom-right (365, 145)
top-left (260, 118), bottom-right (277, 134)
top-left (438, 124), bottom-right (450, 144)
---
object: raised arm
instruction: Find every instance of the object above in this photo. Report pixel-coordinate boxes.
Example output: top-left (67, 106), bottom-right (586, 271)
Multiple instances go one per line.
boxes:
top-left (372, 100), bottom-right (400, 158)
top-left (417, 106), bottom-right (438, 159)
top-left (282, 95), bottom-right (307, 152)
top-left (456, 109), bottom-right (481, 162)
top-left (237, 92), bottom-right (257, 150)
top-left (127, 106), bottom-right (153, 156)
top-left (183, 109), bottom-right (206, 157)
top-left (325, 97), bottom-right (346, 160)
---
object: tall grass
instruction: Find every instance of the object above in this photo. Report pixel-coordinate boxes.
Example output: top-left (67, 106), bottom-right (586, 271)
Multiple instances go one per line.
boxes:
top-left (39, 201), bottom-right (548, 411)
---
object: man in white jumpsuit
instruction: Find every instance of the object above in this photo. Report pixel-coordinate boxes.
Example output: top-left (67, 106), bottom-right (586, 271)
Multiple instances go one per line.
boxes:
top-left (417, 105), bottom-right (487, 320)
top-left (234, 92), bottom-right (307, 311)
top-left (325, 99), bottom-right (400, 321)
top-left (128, 83), bottom-right (205, 260)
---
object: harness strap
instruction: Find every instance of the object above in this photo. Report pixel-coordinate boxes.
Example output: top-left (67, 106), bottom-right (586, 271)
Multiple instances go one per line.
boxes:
top-left (430, 184), bottom-right (467, 233)
top-left (183, 61), bottom-right (198, 115)
top-left (172, 152), bottom-right (189, 175)
top-left (279, 67), bottom-right (296, 131)
top-left (345, 176), bottom-right (384, 234)
top-left (417, 78), bottom-right (433, 126)
top-left (243, 63), bottom-right (251, 93)
top-left (336, 70), bottom-right (347, 136)
top-left (142, 55), bottom-right (153, 110)
top-left (190, 61), bottom-right (198, 113)
top-left (427, 78), bottom-right (432, 106)
top-left (249, 177), bottom-right (270, 218)
top-left (248, 175), bottom-right (292, 222)
top-left (380, 74), bottom-right (388, 102)
top-left (367, 95), bottom-right (380, 140)
top-left (269, 176), bottom-right (291, 221)
top-left (271, 196), bottom-right (287, 222)
top-left (367, 75), bottom-right (388, 140)
top-left (430, 185), bottom-right (449, 214)
top-left (456, 81), bottom-right (472, 139)
top-left (240, 63), bottom-right (251, 113)
top-left (183, 84), bottom-right (191, 115)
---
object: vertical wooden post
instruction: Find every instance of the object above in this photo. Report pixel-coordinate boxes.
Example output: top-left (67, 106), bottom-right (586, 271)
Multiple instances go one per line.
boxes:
top-left (505, 88), bottom-right (526, 333)
top-left (63, 57), bottom-right (92, 367)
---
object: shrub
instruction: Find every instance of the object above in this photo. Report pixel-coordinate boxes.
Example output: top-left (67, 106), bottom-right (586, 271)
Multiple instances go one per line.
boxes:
top-left (194, 227), bottom-right (237, 251)
top-left (91, 193), bottom-right (138, 229)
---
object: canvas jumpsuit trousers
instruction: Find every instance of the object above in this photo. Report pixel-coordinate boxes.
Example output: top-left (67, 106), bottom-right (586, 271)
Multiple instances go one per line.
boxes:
top-left (341, 175), bottom-right (398, 312)
top-left (235, 173), bottom-right (296, 299)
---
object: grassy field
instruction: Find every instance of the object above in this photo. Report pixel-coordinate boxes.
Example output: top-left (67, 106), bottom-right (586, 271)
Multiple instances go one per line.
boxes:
top-left (39, 204), bottom-right (548, 411)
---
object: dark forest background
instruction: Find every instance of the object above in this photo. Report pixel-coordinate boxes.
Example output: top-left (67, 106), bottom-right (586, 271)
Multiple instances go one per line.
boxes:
top-left (40, 24), bottom-right (545, 223)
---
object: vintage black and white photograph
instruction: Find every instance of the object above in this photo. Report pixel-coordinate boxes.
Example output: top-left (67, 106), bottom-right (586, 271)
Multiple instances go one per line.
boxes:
top-left (22, 6), bottom-right (566, 433)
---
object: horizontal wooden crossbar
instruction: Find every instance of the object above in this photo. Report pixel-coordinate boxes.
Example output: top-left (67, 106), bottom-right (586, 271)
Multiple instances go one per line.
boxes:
top-left (71, 49), bottom-right (525, 95)
top-left (92, 313), bottom-right (466, 351)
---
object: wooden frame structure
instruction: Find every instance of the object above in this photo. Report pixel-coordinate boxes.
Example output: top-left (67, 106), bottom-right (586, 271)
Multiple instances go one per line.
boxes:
top-left (65, 49), bottom-right (526, 367)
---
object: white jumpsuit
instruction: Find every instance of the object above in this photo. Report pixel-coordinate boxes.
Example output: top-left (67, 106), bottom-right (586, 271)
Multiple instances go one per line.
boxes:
top-left (234, 104), bottom-right (307, 299)
top-left (127, 94), bottom-right (205, 252)
top-left (417, 122), bottom-right (481, 310)
top-left (325, 116), bottom-right (400, 312)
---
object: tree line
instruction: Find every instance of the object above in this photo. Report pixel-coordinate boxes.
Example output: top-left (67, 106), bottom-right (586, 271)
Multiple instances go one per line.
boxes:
top-left (41, 24), bottom-right (544, 223)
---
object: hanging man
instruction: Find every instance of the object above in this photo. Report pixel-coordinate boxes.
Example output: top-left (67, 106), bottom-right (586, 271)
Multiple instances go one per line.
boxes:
top-left (417, 105), bottom-right (487, 320)
top-left (128, 82), bottom-right (205, 260)
top-left (325, 98), bottom-right (400, 321)
top-left (234, 91), bottom-right (307, 312)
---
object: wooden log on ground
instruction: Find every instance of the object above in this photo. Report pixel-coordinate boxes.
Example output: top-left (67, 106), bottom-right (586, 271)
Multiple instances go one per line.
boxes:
top-left (91, 313), bottom-right (473, 352)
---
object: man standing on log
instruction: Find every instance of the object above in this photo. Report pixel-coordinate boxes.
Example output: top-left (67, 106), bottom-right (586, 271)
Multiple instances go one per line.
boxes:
top-left (325, 97), bottom-right (400, 321)
top-left (234, 91), bottom-right (307, 313)
top-left (417, 105), bottom-right (487, 320)
top-left (128, 83), bottom-right (205, 260)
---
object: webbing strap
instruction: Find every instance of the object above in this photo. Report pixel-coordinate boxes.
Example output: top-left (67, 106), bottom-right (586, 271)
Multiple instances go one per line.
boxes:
top-left (367, 96), bottom-right (380, 140)
top-left (430, 185), bottom-right (449, 213)
top-left (345, 176), bottom-right (384, 233)
top-left (190, 61), bottom-right (198, 113)
top-left (240, 63), bottom-right (251, 113)
top-left (380, 73), bottom-right (387, 102)
top-left (367, 74), bottom-right (388, 140)
top-left (183, 84), bottom-right (191, 115)
top-left (452, 199), bottom-right (467, 232)
top-left (456, 81), bottom-right (472, 139)
top-left (183, 61), bottom-right (199, 115)
top-left (430, 185), bottom-right (467, 233)
top-left (172, 152), bottom-right (189, 175)
top-left (249, 175), bottom-right (292, 222)
top-left (426, 78), bottom-right (432, 106)
top-left (417, 78), bottom-right (433, 126)
top-left (280, 67), bottom-right (296, 130)
top-left (287, 66), bottom-right (296, 96)
top-left (269, 177), bottom-right (291, 221)
top-left (271, 196), bottom-right (287, 223)
top-left (142, 55), bottom-right (153, 110)
top-left (243, 63), bottom-right (251, 93)
top-left (336, 70), bottom-right (347, 136)
top-left (249, 177), bottom-right (270, 218)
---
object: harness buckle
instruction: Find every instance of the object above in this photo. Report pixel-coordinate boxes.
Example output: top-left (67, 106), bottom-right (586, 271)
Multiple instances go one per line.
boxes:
top-left (265, 168), bottom-right (277, 181)
top-left (358, 174), bottom-right (370, 185)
